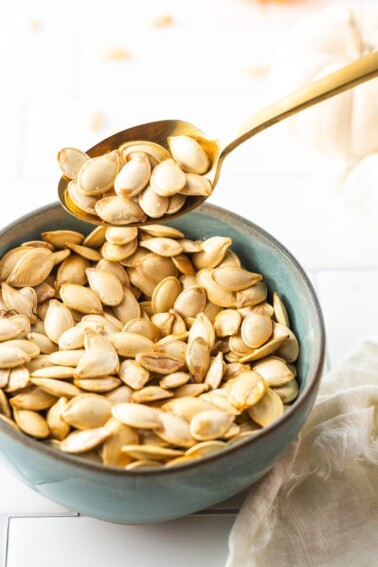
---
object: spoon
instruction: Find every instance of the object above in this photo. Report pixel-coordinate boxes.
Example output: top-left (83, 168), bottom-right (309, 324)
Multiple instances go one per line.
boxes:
top-left (59, 51), bottom-right (378, 227)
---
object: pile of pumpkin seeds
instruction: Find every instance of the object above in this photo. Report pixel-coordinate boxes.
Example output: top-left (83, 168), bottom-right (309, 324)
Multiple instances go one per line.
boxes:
top-left (59, 136), bottom-right (212, 225)
top-left (0, 225), bottom-right (299, 468)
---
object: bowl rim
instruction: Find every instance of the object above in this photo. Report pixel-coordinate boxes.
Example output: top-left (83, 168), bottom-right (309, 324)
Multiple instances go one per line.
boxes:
top-left (0, 201), bottom-right (326, 476)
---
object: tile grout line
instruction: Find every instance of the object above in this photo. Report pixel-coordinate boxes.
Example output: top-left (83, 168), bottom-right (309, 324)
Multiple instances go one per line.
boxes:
top-left (0, 515), bottom-right (9, 567)
top-left (3, 512), bottom-right (79, 566)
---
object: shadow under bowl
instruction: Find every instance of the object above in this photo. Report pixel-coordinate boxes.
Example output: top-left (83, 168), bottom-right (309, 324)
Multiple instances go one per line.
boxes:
top-left (0, 202), bottom-right (325, 523)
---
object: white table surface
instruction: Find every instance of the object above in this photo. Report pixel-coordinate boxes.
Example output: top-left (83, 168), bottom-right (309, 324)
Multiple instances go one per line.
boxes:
top-left (0, 0), bottom-right (377, 565)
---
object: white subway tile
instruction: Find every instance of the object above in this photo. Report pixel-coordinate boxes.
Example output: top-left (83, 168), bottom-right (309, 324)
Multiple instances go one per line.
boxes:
top-left (316, 269), bottom-right (378, 366)
top-left (0, 30), bottom-right (74, 96)
top-left (0, 467), bottom-right (70, 515)
top-left (7, 514), bottom-right (234, 567)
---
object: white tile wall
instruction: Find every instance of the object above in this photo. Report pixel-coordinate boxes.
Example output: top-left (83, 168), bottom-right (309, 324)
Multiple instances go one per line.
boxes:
top-left (0, 0), bottom-right (377, 564)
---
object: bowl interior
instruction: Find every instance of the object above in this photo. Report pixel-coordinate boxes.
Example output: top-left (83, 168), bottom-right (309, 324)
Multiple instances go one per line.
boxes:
top-left (0, 201), bottom-right (325, 460)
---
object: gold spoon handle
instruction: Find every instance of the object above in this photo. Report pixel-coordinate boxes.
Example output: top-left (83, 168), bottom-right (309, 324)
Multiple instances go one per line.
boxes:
top-left (220, 51), bottom-right (378, 157)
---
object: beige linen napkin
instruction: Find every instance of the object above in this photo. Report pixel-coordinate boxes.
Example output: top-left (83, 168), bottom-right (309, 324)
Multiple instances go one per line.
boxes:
top-left (226, 338), bottom-right (378, 567)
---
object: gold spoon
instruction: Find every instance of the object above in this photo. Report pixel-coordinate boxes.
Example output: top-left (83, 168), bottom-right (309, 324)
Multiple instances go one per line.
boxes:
top-left (59, 51), bottom-right (378, 227)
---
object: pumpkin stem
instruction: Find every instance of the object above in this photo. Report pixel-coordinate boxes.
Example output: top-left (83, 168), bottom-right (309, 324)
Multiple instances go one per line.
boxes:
top-left (347, 10), bottom-right (364, 58)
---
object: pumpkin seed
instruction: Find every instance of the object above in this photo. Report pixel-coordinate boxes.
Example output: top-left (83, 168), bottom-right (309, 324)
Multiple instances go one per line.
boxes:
top-left (193, 237), bottom-right (232, 270)
top-left (188, 312), bottom-right (215, 349)
top-left (159, 371), bottom-right (190, 389)
top-left (199, 391), bottom-right (239, 415)
top-left (0, 388), bottom-right (11, 417)
top-left (180, 173), bottom-right (212, 196)
top-left (74, 376), bottom-right (121, 393)
top-left (138, 185), bottom-right (169, 219)
top-left (166, 193), bottom-right (186, 215)
top-left (52, 249), bottom-right (71, 266)
top-left (235, 282), bottom-right (268, 309)
top-left (190, 410), bottom-right (234, 442)
top-left (5, 365), bottom-right (30, 392)
top-left (105, 227), bottom-right (138, 246)
top-left (1, 282), bottom-right (37, 323)
top-left (0, 247), bottom-right (33, 282)
top-left (241, 307), bottom-right (273, 349)
top-left (31, 378), bottom-right (82, 398)
top-left (44, 299), bottom-right (75, 343)
top-left (248, 388), bottom-right (284, 427)
top-left (10, 385), bottom-right (57, 410)
top-left (155, 338), bottom-right (187, 364)
top-left (109, 332), bottom-right (154, 357)
top-left (58, 147), bottom-right (89, 179)
top-left (238, 334), bottom-right (289, 363)
top-left (197, 269), bottom-right (236, 308)
top-left (173, 383), bottom-right (210, 398)
top-left (82, 226), bottom-right (107, 248)
top-left (151, 277), bottom-right (181, 314)
top-left (14, 409), bottom-right (50, 439)
top-left (174, 285), bottom-right (206, 319)
top-left (41, 230), bottom-right (84, 249)
top-left (185, 336), bottom-right (210, 383)
top-left (168, 136), bottom-right (210, 174)
top-left (74, 350), bottom-right (119, 379)
top-left (85, 268), bottom-right (123, 306)
top-left (60, 284), bottom-right (103, 315)
top-left (186, 440), bottom-right (226, 458)
top-left (226, 371), bottom-right (267, 411)
top-left (6, 248), bottom-right (54, 288)
top-left (112, 402), bottom-right (161, 429)
top-left (204, 352), bottom-right (225, 389)
top-left (60, 426), bottom-right (111, 453)
top-left (0, 318), bottom-right (24, 341)
top-left (273, 322), bottom-right (300, 362)
top-left (120, 140), bottom-right (170, 167)
top-left (118, 359), bottom-right (150, 390)
top-left (251, 356), bottom-right (294, 386)
top-left (132, 386), bottom-right (174, 404)
top-left (27, 332), bottom-right (57, 355)
top-left (0, 368), bottom-right (10, 388)
top-left (0, 345), bottom-right (30, 367)
top-left (212, 267), bottom-right (262, 292)
top-left (56, 255), bottom-right (90, 288)
top-left (34, 281), bottom-right (55, 303)
top-left (102, 425), bottom-right (139, 466)
top-left (58, 325), bottom-right (85, 350)
top-left (140, 225), bottom-right (184, 239)
top-left (150, 158), bottom-right (186, 197)
top-left (122, 444), bottom-right (184, 461)
top-left (114, 152), bottom-right (151, 197)
top-left (162, 396), bottom-right (217, 422)
top-left (213, 309), bottom-right (241, 337)
top-left (135, 351), bottom-right (183, 374)
top-left (47, 397), bottom-right (70, 440)
top-left (273, 378), bottom-right (299, 404)
top-left (61, 393), bottom-right (112, 430)
top-left (140, 237), bottom-right (183, 257)
top-left (155, 411), bottom-right (195, 448)
top-left (78, 150), bottom-right (120, 195)
top-left (96, 195), bottom-right (147, 225)
top-left (64, 242), bottom-right (102, 262)
top-left (68, 180), bottom-right (98, 215)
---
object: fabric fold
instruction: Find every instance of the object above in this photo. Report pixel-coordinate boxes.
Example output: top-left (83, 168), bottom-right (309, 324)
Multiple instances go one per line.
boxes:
top-left (226, 337), bottom-right (378, 567)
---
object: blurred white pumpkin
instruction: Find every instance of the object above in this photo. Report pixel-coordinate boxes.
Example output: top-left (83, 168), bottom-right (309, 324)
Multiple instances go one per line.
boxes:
top-left (271, 4), bottom-right (378, 159)
top-left (341, 153), bottom-right (378, 222)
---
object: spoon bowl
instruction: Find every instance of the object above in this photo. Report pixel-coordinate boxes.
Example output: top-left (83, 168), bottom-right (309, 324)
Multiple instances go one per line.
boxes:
top-left (58, 51), bottom-right (378, 227)
top-left (58, 119), bottom-right (218, 226)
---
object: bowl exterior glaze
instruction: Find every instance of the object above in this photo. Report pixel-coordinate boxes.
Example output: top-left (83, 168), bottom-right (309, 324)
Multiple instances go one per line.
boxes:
top-left (0, 203), bottom-right (325, 523)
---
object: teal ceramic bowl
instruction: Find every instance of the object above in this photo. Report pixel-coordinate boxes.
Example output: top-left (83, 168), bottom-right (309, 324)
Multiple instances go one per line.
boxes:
top-left (0, 202), bottom-right (325, 523)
